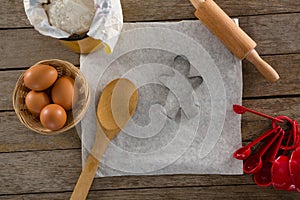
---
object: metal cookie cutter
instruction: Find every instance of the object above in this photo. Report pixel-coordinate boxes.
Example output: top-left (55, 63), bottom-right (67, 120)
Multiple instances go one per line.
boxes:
top-left (159, 55), bottom-right (203, 120)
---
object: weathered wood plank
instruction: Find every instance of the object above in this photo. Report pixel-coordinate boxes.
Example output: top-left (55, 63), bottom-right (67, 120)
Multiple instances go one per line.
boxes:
top-left (1, 0), bottom-right (300, 28)
top-left (243, 54), bottom-right (300, 98)
top-left (0, 149), bottom-right (81, 195)
top-left (0, 13), bottom-right (299, 70)
top-left (0, 29), bottom-right (79, 70)
top-left (40, 186), bottom-right (300, 199)
top-left (239, 13), bottom-right (300, 55)
top-left (0, 70), bottom-right (23, 111)
top-left (0, 148), bottom-right (268, 195)
top-left (0, 0), bottom-right (31, 28)
top-left (0, 174), bottom-right (299, 199)
top-left (0, 112), bottom-right (80, 152)
top-left (122, 0), bottom-right (300, 22)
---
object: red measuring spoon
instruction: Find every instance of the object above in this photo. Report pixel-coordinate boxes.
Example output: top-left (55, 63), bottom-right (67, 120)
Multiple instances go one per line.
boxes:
top-left (281, 120), bottom-right (300, 151)
top-left (253, 129), bottom-right (284, 186)
top-left (272, 116), bottom-right (299, 151)
top-left (233, 105), bottom-right (284, 123)
top-left (288, 120), bottom-right (300, 192)
top-left (289, 146), bottom-right (300, 193)
top-left (271, 130), bottom-right (295, 191)
top-left (272, 156), bottom-right (295, 191)
top-left (243, 130), bottom-right (281, 174)
top-left (233, 126), bottom-right (280, 160)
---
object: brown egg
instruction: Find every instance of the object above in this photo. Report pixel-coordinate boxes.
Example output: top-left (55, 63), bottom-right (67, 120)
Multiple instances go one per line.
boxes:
top-left (24, 64), bottom-right (58, 91)
top-left (40, 104), bottom-right (67, 131)
top-left (51, 76), bottom-right (78, 111)
top-left (25, 91), bottom-right (51, 116)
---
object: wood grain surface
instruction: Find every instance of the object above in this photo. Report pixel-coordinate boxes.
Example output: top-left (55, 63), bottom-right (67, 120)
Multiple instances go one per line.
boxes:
top-left (1, 0), bottom-right (299, 199)
top-left (1, 185), bottom-right (299, 199)
top-left (1, 0), bottom-right (300, 28)
top-left (0, 13), bottom-right (299, 70)
top-left (0, 149), bottom-right (296, 196)
top-left (243, 54), bottom-right (300, 98)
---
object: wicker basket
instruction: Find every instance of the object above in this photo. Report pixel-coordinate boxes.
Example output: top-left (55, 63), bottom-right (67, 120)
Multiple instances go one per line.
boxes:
top-left (13, 59), bottom-right (90, 135)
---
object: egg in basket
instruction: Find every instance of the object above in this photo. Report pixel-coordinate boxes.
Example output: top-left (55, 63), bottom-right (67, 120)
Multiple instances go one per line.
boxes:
top-left (13, 59), bottom-right (90, 134)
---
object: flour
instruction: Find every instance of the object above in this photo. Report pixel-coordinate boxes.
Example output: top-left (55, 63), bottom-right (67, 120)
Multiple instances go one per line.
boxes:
top-left (44, 0), bottom-right (96, 35)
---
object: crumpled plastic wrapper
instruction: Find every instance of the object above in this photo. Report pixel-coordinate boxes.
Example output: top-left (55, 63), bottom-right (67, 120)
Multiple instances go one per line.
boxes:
top-left (23, 0), bottom-right (123, 52)
top-left (80, 20), bottom-right (243, 177)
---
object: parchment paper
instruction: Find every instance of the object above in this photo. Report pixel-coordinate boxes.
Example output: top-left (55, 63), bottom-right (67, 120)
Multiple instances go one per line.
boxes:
top-left (80, 20), bottom-right (243, 177)
top-left (23, 0), bottom-right (123, 51)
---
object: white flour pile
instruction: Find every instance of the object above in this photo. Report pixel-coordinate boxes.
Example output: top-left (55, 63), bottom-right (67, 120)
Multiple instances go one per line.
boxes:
top-left (44, 0), bottom-right (95, 35)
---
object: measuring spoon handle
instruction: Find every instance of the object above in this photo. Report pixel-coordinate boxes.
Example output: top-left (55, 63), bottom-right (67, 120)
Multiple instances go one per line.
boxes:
top-left (234, 104), bottom-right (283, 123)
top-left (246, 108), bottom-right (283, 123)
top-left (257, 131), bottom-right (281, 157)
top-left (265, 130), bottom-right (284, 162)
top-left (244, 131), bottom-right (281, 173)
top-left (244, 126), bottom-right (280, 148)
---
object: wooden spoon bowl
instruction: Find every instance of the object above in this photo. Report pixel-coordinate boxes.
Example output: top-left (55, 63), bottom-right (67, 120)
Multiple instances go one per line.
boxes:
top-left (71, 78), bottom-right (138, 200)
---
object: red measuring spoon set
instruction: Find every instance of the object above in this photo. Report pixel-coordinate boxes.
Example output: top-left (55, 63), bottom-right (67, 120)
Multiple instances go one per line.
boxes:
top-left (233, 105), bottom-right (300, 193)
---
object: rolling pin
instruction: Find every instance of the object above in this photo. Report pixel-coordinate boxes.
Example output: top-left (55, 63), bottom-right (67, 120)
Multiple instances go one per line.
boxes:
top-left (190, 0), bottom-right (279, 82)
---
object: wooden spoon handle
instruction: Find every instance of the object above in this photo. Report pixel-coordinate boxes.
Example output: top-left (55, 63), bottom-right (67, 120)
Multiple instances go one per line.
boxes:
top-left (71, 124), bottom-right (109, 200)
top-left (70, 154), bottom-right (99, 200)
top-left (246, 50), bottom-right (279, 82)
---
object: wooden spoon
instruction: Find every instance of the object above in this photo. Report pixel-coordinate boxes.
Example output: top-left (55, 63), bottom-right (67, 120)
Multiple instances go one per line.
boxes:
top-left (70, 78), bottom-right (138, 200)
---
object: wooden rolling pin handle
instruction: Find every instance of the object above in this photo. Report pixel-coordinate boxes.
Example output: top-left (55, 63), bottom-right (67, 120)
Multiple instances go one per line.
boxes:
top-left (193, 0), bottom-right (280, 82)
top-left (246, 49), bottom-right (279, 82)
top-left (70, 154), bottom-right (99, 200)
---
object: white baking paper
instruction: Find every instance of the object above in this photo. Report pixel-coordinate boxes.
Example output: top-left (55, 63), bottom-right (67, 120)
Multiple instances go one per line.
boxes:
top-left (23, 0), bottom-right (123, 51)
top-left (79, 20), bottom-right (243, 177)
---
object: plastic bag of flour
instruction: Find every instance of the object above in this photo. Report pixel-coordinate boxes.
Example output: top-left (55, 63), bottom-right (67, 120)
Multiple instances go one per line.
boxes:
top-left (24, 0), bottom-right (123, 53)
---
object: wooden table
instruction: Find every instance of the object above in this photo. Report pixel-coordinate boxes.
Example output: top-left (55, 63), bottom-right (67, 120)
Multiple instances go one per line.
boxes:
top-left (1, 0), bottom-right (299, 199)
